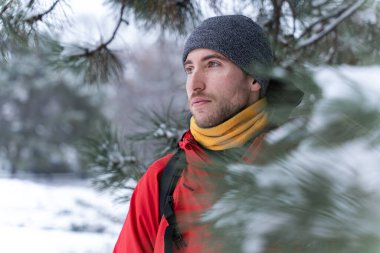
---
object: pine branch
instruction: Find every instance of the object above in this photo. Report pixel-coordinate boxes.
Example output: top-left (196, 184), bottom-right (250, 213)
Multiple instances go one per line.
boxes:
top-left (26, 0), bottom-right (36, 8)
top-left (122, 0), bottom-right (200, 34)
top-left (81, 124), bottom-right (144, 200)
top-left (55, 4), bottom-right (128, 84)
top-left (311, 0), bottom-right (329, 8)
top-left (206, 0), bottom-right (223, 15)
top-left (296, 0), bottom-right (367, 50)
top-left (284, 0), bottom-right (297, 35)
top-left (59, 44), bottom-right (125, 84)
top-left (127, 99), bottom-right (187, 157)
top-left (23, 0), bottom-right (61, 23)
top-left (74, 4), bottom-right (127, 58)
top-left (297, 3), bottom-right (353, 41)
top-left (0, 0), bottom-right (14, 16)
top-left (201, 71), bottom-right (380, 252)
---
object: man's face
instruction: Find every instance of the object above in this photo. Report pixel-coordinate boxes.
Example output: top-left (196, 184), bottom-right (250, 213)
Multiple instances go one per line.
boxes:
top-left (184, 48), bottom-right (260, 128)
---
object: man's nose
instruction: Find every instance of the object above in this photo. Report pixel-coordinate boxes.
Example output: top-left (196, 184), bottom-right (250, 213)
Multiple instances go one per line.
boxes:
top-left (187, 69), bottom-right (205, 92)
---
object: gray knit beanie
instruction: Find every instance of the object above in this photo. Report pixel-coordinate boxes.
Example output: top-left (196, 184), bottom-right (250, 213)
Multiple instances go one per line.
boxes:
top-left (183, 15), bottom-right (273, 96)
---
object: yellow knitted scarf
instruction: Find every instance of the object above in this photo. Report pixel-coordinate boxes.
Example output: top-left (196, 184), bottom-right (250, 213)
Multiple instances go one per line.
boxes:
top-left (190, 98), bottom-right (268, 150)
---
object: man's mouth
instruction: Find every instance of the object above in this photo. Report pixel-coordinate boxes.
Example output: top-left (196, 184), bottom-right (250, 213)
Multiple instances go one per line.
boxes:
top-left (191, 97), bottom-right (211, 107)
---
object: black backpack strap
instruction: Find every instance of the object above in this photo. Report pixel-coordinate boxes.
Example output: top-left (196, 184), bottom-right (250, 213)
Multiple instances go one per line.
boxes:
top-left (159, 147), bottom-right (187, 253)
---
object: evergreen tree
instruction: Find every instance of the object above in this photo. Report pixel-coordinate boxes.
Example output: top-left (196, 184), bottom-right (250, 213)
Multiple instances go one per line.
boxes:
top-left (0, 44), bottom-right (105, 176)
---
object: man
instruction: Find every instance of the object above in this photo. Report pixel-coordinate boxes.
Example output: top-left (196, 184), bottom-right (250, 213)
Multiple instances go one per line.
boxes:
top-left (114, 15), bottom-right (295, 253)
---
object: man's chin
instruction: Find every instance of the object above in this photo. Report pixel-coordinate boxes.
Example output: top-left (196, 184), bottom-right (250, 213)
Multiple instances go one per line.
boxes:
top-left (193, 115), bottom-right (221, 128)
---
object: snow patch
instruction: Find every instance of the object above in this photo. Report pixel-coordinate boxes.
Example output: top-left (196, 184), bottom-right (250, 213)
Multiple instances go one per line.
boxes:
top-left (0, 178), bottom-right (127, 253)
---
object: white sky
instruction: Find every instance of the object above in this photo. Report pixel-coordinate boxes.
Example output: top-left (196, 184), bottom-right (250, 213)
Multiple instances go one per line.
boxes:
top-left (61, 0), bottom-right (254, 48)
top-left (62, 0), bottom-right (159, 49)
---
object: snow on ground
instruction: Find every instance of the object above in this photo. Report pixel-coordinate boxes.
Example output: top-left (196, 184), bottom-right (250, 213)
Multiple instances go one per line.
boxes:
top-left (0, 177), bottom-right (128, 253)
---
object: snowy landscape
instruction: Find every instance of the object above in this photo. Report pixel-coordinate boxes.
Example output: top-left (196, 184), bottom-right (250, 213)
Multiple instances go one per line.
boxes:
top-left (1, 0), bottom-right (379, 252)
top-left (0, 177), bottom-right (127, 253)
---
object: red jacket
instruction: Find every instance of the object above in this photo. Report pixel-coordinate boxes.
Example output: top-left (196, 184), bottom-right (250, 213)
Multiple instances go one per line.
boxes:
top-left (113, 130), bottom-right (264, 253)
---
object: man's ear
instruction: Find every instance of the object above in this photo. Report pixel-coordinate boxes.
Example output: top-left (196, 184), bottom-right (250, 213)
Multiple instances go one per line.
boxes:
top-left (250, 80), bottom-right (261, 92)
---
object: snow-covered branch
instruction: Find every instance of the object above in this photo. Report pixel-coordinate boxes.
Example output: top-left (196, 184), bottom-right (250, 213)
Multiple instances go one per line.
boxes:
top-left (24, 0), bottom-right (61, 23)
top-left (297, 4), bottom-right (349, 40)
top-left (74, 4), bottom-right (127, 57)
top-left (0, 0), bottom-right (14, 16)
top-left (296, 0), bottom-right (367, 50)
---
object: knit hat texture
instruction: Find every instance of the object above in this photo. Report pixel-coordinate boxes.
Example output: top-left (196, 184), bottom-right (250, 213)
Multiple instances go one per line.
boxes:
top-left (183, 15), bottom-right (273, 96)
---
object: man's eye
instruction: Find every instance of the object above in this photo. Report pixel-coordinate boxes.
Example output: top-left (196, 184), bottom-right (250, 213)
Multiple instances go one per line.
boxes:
top-left (184, 67), bottom-right (193, 74)
top-left (207, 61), bottom-right (220, 67)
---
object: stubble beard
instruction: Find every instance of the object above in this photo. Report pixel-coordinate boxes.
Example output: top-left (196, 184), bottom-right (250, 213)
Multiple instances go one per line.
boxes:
top-left (191, 100), bottom-right (248, 128)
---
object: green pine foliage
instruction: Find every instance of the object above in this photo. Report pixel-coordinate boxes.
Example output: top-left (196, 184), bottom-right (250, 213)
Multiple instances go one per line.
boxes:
top-left (263, 0), bottom-right (379, 65)
top-left (81, 125), bottom-right (143, 202)
top-left (2, 0), bottom-right (379, 83)
top-left (81, 99), bottom-right (188, 196)
top-left (57, 43), bottom-right (125, 84)
top-left (127, 99), bottom-right (188, 157)
top-left (116, 0), bottom-right (201, 34)
top-left (202, 70), bottom-right (380, 253)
